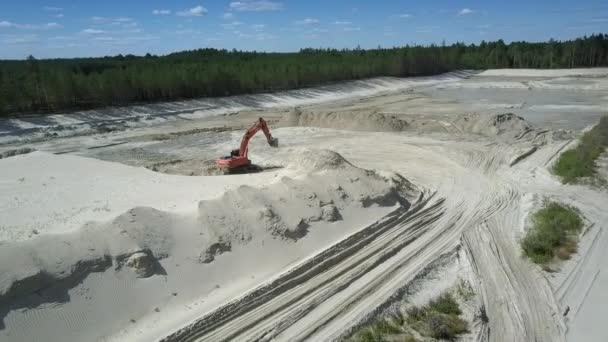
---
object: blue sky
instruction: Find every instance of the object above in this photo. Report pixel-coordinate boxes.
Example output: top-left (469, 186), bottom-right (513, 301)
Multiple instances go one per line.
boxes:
top-left (0, 0), bottom-right (607, 59)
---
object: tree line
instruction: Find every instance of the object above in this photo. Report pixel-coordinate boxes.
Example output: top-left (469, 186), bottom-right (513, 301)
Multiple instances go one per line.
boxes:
top-left (1, 34), bottom-right (607, 117)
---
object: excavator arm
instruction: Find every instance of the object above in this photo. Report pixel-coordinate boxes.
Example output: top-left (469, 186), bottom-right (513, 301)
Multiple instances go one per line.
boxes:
top-left (238, 118), bottom-right (278, 157)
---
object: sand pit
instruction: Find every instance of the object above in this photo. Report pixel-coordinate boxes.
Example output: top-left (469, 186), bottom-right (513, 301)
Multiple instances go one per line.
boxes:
top-left (1, 68), bottom-right (607, 342)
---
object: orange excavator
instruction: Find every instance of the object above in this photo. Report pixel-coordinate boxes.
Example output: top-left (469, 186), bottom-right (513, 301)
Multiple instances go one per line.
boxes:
top-left (215, 118), bottom-right (279, 171)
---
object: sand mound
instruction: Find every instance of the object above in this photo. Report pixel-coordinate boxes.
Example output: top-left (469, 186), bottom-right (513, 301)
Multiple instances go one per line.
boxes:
top-left (449, 113), bottom-right (533, 138)
top-left (0, 148), bottom-right (419, 337)
top-left (280, 107), bottom-right (409, 132)
top-left (286, 149), bottom-right (354, 172)
top-left (0, 207), bottom-right (173, 319)
top-left (198, 150), bottom-right (418, 257)
top-left (0, 148), bottom-right (35, 159)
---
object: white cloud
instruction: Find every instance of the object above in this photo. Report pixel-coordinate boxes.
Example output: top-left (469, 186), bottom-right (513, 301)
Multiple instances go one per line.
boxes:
top-left (399, 14), bottom-right (412, 18)
top-left (222, 21), bottom-right (244, 29)
top-left (302, 33), bottom-right (319, 39)
top-left (334, 21), bottom-right (351, 25)
top-left (458, 8), bottom-right (474, 15)
top-left (44, 22), bottom-right (62, 29)
top-left (53, 13), bottom-right (64, 18)
top-left (343, 26), bottom-right (361, 32)
top-left (48, 36), bottom-right (66, 40)
top-left (252, 24), bottom-right (265, 31)
top-left (416, 25), bottom-right (439, 33)
top-left (255, 33), bottom-right (275, 40)
top-left (223, 12), bottom-right (234, 19)
top-left (175, 29), bottom-right (196, 35)
top-left (591, 18), bottom-right (608, 22)
top-left (81, 28), bottom-right (105, 34)
top-left (3, 34), bottom-right (40, 44)
top-left (230, 1), bottom-right (283, 12)
top-left (0, 21), bottom-right (62, 30)
top-left (295, 18), bottom-right (319, 25)
top-left (121, 22), bottom-right (138, 29)
top-left (93, 36), bottom-right (116, 42)
top-left (43, 6), bottom-right (62, 11)
top-left (153, 9), bottom-right (171, 15)
top-left (177, 5), bottom-right (208, 17)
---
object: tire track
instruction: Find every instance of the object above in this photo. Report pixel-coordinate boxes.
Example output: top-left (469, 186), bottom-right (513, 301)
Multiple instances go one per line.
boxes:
top-left (161, 192), bottom-right (448, 342)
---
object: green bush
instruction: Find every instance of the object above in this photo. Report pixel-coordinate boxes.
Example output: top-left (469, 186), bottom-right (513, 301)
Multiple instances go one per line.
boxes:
top-left (521, 202), bottom-right (583, 264)
top-left (427, 312), bottom-right (469, 340)
top-left (407, 292), bottom-right (468, 340)
top-left (553, 116), bottom-right (608, 183)
top-left (353, 317), bottom-right (402, 342)
top-left (428, 293), bottom-right (462, 315)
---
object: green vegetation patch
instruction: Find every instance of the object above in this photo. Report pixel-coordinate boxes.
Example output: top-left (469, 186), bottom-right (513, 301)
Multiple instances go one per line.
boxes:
top-left (1, 35), bottom-right (608, 116)
top-left (553, 116), bottom-right (608, 184)
top-left (521, 202), bottom-right (583, 265)
top-left (406, 293), bottom-right (469, 340)
top-left (353, 318), bottom-right (406, 342)
top-left (351, 290), bottom-right (472, 341)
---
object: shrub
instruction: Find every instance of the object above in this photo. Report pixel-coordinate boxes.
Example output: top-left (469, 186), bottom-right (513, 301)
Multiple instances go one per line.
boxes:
top-left (353, 317), bottom-right (402, 342)
top-left (553, 115), bottom-right (608, 183)
top-left (427, 312), bottom-right (468, 340)
top-left (428, 293), bottom-right (461, 315)
top-left (456, 279), bottom-right (475, 301)
top-left (521, 202), bottom-right (583, 264)
top-left (406, 291), bottom-right (469, 340)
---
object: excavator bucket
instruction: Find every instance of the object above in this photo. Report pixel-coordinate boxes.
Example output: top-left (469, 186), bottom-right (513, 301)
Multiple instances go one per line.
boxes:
top-left (268, 137), bottom-right (279, 148)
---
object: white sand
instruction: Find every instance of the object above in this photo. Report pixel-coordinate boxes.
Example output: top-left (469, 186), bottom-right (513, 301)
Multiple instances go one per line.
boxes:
top-left (0, 148), bottom-right (417, 342)
top-left (0, 151), bottom-right (278, 241)
top-left (479, 68), bottom-right (608, 77)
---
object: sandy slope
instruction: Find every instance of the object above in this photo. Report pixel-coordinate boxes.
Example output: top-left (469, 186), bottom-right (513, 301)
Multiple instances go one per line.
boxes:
top-left (0, 69), bottom-right (607, 342)
top-left (479, 68), bottom-right (608, 77)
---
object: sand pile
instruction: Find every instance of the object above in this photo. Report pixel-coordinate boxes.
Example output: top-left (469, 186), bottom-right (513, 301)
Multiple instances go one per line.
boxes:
top-left (0, 149), bottom-right (419, 340)
top-left (280, 107), bottom-right (409, 131)
top-left (0, 207), bottom-right (174, 305)
top-left (452, 113), bottom-right (533, 137)
top-left (199, 149), bottom-right (419, 260)
top-left (0, 148), bottom-right (35, 159)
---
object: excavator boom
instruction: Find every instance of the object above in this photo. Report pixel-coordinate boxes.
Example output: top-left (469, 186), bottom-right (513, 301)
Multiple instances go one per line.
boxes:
top-left (239, 118), bottom-right (278, 158)
top-left (216, 118), bottom-right (278, 170)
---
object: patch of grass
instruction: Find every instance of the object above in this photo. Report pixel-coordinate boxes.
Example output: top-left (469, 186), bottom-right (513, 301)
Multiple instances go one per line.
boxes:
top-left (428, 293), bottom-right (461, 315)
top-left (353, 316), bottom-right (404, 342)
top-left (456, 279), bottom-right (475, 301)
top-left (521, 202), bottom-right (583, 265)
top-left (553, 115), bottom-right (608, 184)
top-left (406, 292), bottom-right (469, 340)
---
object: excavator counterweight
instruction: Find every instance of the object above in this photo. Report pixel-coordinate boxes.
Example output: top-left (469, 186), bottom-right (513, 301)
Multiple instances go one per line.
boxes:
top-left (215, 118), bottom-right (278, 171)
